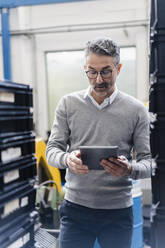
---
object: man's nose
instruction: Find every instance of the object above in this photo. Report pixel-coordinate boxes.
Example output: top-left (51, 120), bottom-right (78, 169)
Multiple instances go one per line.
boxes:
top-left (96, 72), bottom-right (103, 83)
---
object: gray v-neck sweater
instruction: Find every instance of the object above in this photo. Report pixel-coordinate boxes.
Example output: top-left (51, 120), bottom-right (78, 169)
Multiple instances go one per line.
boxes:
top-left (46, 90), bottom-right (151, 209)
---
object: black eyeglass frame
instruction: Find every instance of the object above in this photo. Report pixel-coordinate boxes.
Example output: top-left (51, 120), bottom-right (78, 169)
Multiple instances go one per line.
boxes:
top-left (85, 68), bottom-right (115, 79)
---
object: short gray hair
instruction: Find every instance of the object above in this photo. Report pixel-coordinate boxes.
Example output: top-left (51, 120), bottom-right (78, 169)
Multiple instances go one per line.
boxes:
top-left (84, 37), bottom-right (120, 65)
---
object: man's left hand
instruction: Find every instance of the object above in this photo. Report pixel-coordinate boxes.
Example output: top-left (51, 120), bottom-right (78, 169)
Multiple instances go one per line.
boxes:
top-left (100, 155), bottom-right (132, 177)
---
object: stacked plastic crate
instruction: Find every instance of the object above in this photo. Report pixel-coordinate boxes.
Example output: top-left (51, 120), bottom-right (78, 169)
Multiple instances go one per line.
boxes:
top-left (0, 80), bottom-right (39, 248)
top-left (149, 0), bottom-right (165, 247)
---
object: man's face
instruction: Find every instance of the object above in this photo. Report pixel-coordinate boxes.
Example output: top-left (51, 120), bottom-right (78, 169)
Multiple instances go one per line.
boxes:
top-left (84, 53), bottom-right (121, 99)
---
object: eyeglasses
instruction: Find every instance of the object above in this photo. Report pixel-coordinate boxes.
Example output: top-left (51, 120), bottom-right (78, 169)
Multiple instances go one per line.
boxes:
top-left (85, 69), bottom-right (114, 79)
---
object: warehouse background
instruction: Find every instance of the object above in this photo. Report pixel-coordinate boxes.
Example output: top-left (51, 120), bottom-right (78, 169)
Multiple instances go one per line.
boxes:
top-left (0, 0), bottom-right (151, 203)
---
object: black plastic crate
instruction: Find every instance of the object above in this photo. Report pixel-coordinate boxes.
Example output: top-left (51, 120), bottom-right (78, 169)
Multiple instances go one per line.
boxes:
top-left (0, 182), bottom-right (36, 226)
top-left (150, 0), bottom-right (155, 30)
top-left (0, 80), bottom-right (33, 109)
top-left (151, 213), bottom-right (165, 248)
top-left (155, 159), bottom-right (165, 171)
top-left (0, 211), bottom-right (39, 248)
top-left (150, 34), bottom-right (165, 76)
top-left (0, 155), bottom-right (37, 192)
top-left (0, 107), bottom-right (30, 115)
top-left (0, 153), bottom-right (33, 169)
top-left (150, 117), bottom-right (165, 159)
top-left (0, 113), bottom-right (33, 136)
top-left (150, 0), bottom-right (165, 32)
top-left (0, 133), bottom-right (35, 165)
top-left (152, 164), bottom-right (165, 206)
top-left (149, 83), bottom-right (165, 114)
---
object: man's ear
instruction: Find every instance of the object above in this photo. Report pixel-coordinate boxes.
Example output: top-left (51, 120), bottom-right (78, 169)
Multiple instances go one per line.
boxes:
top-left (117, 64), bottom-right (122, 75)
top-left (84, 65), bottom-right (87, 70)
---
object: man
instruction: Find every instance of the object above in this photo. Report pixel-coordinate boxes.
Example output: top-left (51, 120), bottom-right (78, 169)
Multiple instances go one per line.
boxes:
top-left (46, 37), bottom-right (151, 248)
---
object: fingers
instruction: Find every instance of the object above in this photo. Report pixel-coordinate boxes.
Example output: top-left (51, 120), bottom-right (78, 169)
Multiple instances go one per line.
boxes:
top-left (100, 159), bottom-right (124, 176)
top-left (109, 156), bottom-right (128, 168)
top-left (100, 156), bottom-right (131, 176)
top-left (70, 150), bottom-right (82, 165)
top-left (67, 150), bottom-right (89, 174)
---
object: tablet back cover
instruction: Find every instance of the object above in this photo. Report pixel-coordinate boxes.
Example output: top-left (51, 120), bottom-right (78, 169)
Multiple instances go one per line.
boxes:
top-left (80, 146), bottom-right (118, 170)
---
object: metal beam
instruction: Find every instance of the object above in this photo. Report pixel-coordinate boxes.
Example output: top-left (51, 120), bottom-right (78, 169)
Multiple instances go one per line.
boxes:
top-left (0, 0), bottom-right (89, 8)
top-left (1, 8), bottom-right (12, 80)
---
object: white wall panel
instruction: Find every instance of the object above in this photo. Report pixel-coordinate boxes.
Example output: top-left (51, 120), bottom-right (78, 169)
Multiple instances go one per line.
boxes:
top-left (25, 0), bottom-right (149, 28)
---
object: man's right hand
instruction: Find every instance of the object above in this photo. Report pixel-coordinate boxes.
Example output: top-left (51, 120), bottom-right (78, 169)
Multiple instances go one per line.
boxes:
top-left (66, 150), bottom-right (89, 174)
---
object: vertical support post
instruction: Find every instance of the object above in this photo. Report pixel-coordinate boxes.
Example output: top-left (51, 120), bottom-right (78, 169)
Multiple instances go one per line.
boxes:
top-left (1, 8), bottom-right (12, 80)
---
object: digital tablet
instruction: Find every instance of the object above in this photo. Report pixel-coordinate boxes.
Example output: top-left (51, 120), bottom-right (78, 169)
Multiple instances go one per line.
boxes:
top-left (79, 146), bottom-right (119, 170)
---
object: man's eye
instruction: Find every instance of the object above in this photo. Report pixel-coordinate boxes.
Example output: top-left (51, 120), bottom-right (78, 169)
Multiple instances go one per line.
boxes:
top-left (90, 71), bottom-right (97, 74)
top-left (102, 70), bottom-right (111, 75)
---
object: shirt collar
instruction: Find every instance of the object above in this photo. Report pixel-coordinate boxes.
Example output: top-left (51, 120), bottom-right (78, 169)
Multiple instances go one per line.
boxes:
top-left (83, 85), bottom-right (118, 110)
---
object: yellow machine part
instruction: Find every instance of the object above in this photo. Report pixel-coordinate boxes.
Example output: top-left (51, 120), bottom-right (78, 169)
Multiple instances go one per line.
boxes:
top-left (35, 139), bottom-right (62, 195)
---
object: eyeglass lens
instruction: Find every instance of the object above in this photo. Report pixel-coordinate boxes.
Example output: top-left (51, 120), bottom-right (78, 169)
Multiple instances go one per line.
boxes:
top-left (86, 69), bottom-right (112, 79)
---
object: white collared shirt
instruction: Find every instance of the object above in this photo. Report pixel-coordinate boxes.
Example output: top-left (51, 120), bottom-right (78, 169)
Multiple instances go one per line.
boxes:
top-left (84, 86), bottom-right (118, 110)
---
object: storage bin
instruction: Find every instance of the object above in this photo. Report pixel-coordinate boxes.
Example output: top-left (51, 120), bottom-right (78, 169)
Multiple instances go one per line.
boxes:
top-left (0, 155), bottom-right (36, 192)
top-left (0, 211), bottom-right (39, 248)
top-left (0, 183), bottom-right (36, 226)
top-left (152, 161), bottom-right (165, 207)
top-left (150, 0), bottom-right (165, 31)
top-left (0, 153), bottom-right (33, 169)
top-left (149, 83), bottom-right (165, 114)
top-left (0, 106), bottom-right (30, 115)
top-left (0, 80), bottom-right (33, 108)
top-left (151, 213), bottom-right (165, 248)
top-left (150, 117), bottom-right (165, 159)
top-left (0, 133), bottom-right (35, 164)
top-left (150, 34), bottom-right (165, 75)
top-left (0, 113), bottom-right (33, 136)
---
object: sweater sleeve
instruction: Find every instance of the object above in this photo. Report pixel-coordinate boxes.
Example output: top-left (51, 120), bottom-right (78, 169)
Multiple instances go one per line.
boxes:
top-left (46, 96), bottom-right (70, 169)
top-left (130, 105), bottom-right (152, 179)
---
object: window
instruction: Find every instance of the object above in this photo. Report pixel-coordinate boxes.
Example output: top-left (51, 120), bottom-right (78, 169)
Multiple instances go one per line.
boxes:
top-left (117, 47), bottom-right (136, 97)
top-left (46, 47), bottom-right (136, 129)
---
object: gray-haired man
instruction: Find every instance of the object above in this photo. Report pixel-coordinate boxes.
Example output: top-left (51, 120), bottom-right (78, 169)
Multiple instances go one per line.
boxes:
top-left (46, 37), bottom-right (151, 248)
